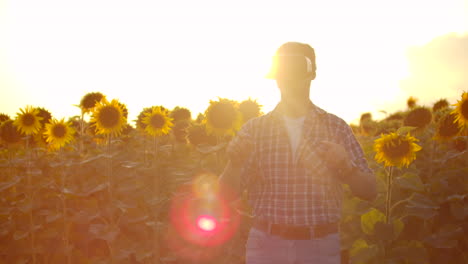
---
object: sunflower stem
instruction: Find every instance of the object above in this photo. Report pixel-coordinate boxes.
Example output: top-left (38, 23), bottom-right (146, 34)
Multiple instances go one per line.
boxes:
top-left (153, 135), bottom-right (161, 263)
top-left (216, 135), bottom-right (222, 173)
top-left (79, 111), bottom-right (85, 155)
top-left (26, 136), bottom-right (37, 264)
top-left (59, 149), bottom-right (72, 264)
top-left (106, 134), bottom-right (116, 264)
top-left (428, 139), bottom-right (436, 186)
top-left (385, 166), bottom-right (394, 224)
top-left (153, 136), bottom-right (159, 162)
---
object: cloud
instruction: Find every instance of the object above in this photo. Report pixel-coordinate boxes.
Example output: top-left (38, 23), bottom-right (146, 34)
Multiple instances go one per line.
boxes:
top-left (400, 33), bottom-right (468, 105)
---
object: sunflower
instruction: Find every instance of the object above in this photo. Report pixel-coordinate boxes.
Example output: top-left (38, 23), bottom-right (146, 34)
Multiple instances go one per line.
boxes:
top-left (90, 99), bottom-right (127, 136)
top-left (0, 120), bottom-right (22, 144)
top-left (407, 96), bottom-right (418, 109)
top-left (452, 92), bottom-right (468, 130)
top-left (432, 99), bottom-right (449, 112)
top-left (170, 106), bottom-right (192, 123)
top-left (453, 137), bottom-right (466, 152)
top-left (239, 98), bottom-right (262, 123)
top-left (0, 113), bottom-right (10, 123)
top-left (44, 118), bottom-right (76, 150)
top-left (403, 107), bottom-right (432, 129)
top-left (204, 98), bottom-right (242, 137)
top-left (13, 106), bottom-right (43, 135)
top-left (374, 132), bottom-right (422, 168)
top-left (80, 92), bottom-right (105, 113)
top-left (359, 113), bottom-right (376, 136)
top-left (142, 106), bottom-right (173, 137)
top-left (384, 112), bottom-right (405, 122)
top-left (187, 123), bottom-right (217, 146)
top-left (119, 102), bottom-right (129, 119)
top-left (36, 107), bottom-right (52, 128)
top-left (136, 106), bottom-right (169, 131)
top-left (173, 119), bottom-right (190, 143)
top-left (434, 113), bottom-right (462, 141)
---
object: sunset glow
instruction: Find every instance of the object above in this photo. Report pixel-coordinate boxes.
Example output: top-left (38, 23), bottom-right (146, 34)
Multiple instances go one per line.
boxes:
top-left (1, 0), bottom-right (467, 124)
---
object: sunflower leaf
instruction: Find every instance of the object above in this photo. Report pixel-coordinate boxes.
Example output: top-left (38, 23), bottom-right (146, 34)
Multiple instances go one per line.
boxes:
top-left (349, 239), bottom-right (379, 262)
top-left (360, 208), bottom-right (386, 235)
top-left (394, 172), bottom-right (425, 192)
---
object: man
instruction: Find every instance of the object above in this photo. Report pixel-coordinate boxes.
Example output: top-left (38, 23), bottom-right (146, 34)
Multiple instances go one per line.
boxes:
top-left (219, 42), bottom-right (377, 264)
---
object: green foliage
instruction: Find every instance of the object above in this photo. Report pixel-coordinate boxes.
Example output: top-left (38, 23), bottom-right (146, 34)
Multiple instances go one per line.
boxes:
top-left (344, 103), bottom-right (468, 264)
top-left (1, 95), bottom-right (467, 264)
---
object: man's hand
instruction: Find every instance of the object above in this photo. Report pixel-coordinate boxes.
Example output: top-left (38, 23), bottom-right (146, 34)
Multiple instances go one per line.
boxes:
top-left (320, 140), bottom-right (355, 179)
top-left (319, 140), bottom-right (377, 201)
top-left (218, 160), bottom-right (243, 203)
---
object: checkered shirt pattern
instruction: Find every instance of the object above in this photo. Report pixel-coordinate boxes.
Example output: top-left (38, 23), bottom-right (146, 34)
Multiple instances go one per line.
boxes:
top-left (227, 103), bottom-right (372, 226)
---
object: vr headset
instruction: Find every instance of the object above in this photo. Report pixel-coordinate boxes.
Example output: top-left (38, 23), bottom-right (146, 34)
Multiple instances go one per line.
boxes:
top-left (266, 54), bottom-right (315, 80)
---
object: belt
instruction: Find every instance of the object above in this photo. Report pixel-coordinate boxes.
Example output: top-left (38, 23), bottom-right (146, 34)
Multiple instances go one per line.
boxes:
top-left (252, 220), bottom-right (338, 240)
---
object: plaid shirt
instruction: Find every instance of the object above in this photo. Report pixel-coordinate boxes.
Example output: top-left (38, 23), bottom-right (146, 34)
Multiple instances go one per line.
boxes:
top-left (227, 102), bottom-right (372, 226)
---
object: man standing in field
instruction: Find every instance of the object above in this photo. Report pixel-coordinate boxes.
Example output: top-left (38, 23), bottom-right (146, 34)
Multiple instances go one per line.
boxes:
top-left (219, 42), bottom-right (377, 264)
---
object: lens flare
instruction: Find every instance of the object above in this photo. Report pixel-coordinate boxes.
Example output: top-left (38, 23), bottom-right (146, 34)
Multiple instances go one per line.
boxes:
top-left (197, 215), bottom-right (217, 232)
top-left (167, 171), bottom-right (241, 262)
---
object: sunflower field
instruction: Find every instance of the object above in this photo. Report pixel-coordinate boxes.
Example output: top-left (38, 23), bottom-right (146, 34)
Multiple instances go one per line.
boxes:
top-left (0, 91), bottom-right (467, 264)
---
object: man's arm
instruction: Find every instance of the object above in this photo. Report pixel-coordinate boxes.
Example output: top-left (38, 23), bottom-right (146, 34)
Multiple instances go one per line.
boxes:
top-left (338, 163), bottom-right (377, 201)
top-left (321, 141), bottom-right (377, 201)
top-left (218, 160), bottom-right (243, 203)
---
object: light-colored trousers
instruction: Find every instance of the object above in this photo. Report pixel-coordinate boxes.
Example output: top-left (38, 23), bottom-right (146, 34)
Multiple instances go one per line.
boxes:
top-left (246, 227), bottom-right (341, 264)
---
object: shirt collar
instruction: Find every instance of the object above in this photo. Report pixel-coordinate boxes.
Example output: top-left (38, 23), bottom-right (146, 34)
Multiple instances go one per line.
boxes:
top-left (271, 100), bottom-right (325, 121)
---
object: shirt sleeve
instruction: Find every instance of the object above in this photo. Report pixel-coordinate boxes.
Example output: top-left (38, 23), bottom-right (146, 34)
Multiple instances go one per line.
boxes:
top-left (226, 120), bottom-right (254, 165)
top-left (338, 120), bottom-right (373, 174)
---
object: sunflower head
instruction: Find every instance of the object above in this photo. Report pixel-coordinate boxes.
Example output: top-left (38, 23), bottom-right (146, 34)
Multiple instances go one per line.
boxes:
top-left (0, 120), bottom-right (22, 144)
top-left (90, 99), bottom-right (127, 137)
top-left (119, 102), bottom-right (129, 119)
top-left (434, 112), bottom-right (462, 141)
top-left (35, 107), bottom-right (52, 128)
top-left (173, 119), bottom-right (191, 143)
top-left (403, 107), bottom-right (432, 130)
top-left (136, 106), bottom-right (169, 131)
top-left (432, 99), bottom-right (450, 112)
top-left (451, 92), bottom-right (468, 130)
top-left (358, 113), bottom-right (376, 136)
top-left (360, 112), bottom-right (372, 123)
top-left (135, 107), bottom-right (152, 131)
top-left (142, 106), bottom-right (173, 137)
top-left (239, 98), bottom-right (262, 123)
top-left (374, 132), bottom-right (422, 168)
top-left (0, 113), bottom-right (10, 123)
top-left (195, 113), bottom-right (205, 124)
top-left (204, 98), bottom-right (242, 137)
top-left (80, 92), bottom-right (105, 113)
top-left (385, 112), bottom-right (405, 122)
top-left (453, 137), bottom-right (467, 152)
top-left (13, 106), bottom-right (43, 136)
top-left (407, 96), bottom-right (418, 109)
top-left (170, 107), bottom-right (192, 123)
top-left (44, 118), bottom-right (76, 150)
top-left (187, 123), bottom-right (217, 146)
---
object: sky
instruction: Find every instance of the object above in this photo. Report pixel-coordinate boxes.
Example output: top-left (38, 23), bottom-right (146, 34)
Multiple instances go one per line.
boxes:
top-left (1, 0), bottom-right (467, 125)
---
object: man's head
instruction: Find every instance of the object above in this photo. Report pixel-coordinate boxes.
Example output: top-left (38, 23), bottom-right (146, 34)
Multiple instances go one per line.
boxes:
top-left (266, 42), bottom-right (317, 81)
top-left (267, 42), bottom-right (317, 100)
